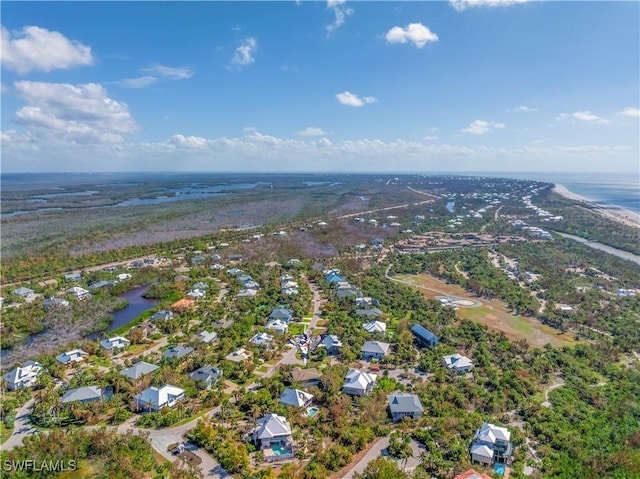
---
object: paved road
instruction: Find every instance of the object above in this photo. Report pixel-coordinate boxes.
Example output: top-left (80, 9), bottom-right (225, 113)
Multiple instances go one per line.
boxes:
top-left (2, 399), bottom-right (37, 450)
top-left (340, 436), bottom-right (389, 478)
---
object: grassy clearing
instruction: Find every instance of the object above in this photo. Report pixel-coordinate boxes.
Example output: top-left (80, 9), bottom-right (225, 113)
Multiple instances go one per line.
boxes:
top-left (0, 422), bottom-right (13, 445)
top-left (288, 323), bottom-right (306, 335)
top-left (395, 273), bottom-right (578, 348)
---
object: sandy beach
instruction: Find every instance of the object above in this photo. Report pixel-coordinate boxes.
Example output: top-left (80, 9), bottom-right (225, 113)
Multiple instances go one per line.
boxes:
top-left (553, 184), bottom-right (640, 229)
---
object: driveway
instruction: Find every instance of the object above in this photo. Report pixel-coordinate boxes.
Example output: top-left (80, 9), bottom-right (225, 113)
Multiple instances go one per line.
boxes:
top-left (2, 399), bottom-right (37, 450)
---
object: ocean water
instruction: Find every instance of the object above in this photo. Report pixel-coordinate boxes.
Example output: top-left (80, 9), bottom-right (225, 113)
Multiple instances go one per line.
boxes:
top-left (480, 172), bottom-right (640, 214)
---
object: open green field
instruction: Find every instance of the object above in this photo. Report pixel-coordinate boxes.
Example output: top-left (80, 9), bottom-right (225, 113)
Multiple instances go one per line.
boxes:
top-left (394, 273), bottom-right (578, 348)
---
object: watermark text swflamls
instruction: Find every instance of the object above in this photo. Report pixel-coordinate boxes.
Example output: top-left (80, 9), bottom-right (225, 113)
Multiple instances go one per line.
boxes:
top-left (3, 459), bottom-right (77, 472)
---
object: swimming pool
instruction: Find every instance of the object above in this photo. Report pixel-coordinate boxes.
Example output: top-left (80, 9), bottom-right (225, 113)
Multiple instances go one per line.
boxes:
top-left (307, 407), bottom-right (319, 417)
top-left (271, 445), bottom-right (291, 456)
top-left (494, 462), bottom-right (506, 476)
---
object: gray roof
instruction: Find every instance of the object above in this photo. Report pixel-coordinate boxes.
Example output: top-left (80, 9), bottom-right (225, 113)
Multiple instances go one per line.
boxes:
top-left (163, 345), bottom-right (194, 360)
top-left (361, 341), bottom-right (391, 355)
top-left (356, 308), bottom-right (384, 317)
top-left (120, 361), bottom-right (159, 379)
top-left (13, 287), bottom-right (34, 296)
top-left (255, 413), bottom-right (292, 439)
top-left (269, 308), bottom-right (294, 321)
top-left (151, 310), bottom-right (174, 321)
top-left (189, 365), bottom-right (222, 384)
top-left (387, 394), bottom-right (424, 414)
top-left (61, 386), bottom-right (102, 403)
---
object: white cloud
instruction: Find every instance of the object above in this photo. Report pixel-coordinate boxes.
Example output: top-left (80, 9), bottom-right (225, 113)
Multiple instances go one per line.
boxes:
top-left (573, 111), bottom-right (608, 123)
top-left (141, 64), bottom-right (194, 80)
top-left (510, 105), bottom-right (538, 113)
top-left (232, 37), bottom-right (257, 67)
top-left (13, 81), bottom-right (137, 143)
top-left (4, 128), bottom-right (632, 174)
top-left (462, 120), bottom-right (506, 135)
top-left (326, 0), bottom-right (354, 35)
top-left (424, 135), bottom-right (438, 141)
top-left (336, 91), bottom-right (377, 107)
top-left (557, 111), bottom-right (608, 124)
top-left (118, 76), bottom-right (158, 89)
top-left (385, 23), bottom-right (439, 48)
top-left (450, 0), bottom-right (528, 12)
top-left (618, 107), bottom-right (640, 117)
top-left (298, 127), bottom-right (327, 136)
top-left (1, 25), bottom-right (93, 74)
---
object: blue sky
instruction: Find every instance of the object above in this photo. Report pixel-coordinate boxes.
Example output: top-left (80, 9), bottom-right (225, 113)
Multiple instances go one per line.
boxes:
top-left (1, 1), bottom-right (638, 173)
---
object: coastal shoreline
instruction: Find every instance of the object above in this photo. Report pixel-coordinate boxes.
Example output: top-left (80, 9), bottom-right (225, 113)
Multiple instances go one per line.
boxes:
top-left (553, 184), bottom-right (640, 229)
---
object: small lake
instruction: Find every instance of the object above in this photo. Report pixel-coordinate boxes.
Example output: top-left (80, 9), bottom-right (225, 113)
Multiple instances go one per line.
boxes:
top-left (557, 232), bottom-right (640, 265)
top-left (87, 285), bottom-right (158, 339)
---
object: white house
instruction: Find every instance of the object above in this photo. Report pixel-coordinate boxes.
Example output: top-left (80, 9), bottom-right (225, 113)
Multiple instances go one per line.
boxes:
top-left (470, 422), bottom-right (514, 465)
top-left (250, 332), bottom-right (273, 345)
top-left (100, 336), bottom-right (131, 351)
top-left (56, 349), bottom-right (89, 365)
top-left (3, 361), bottom-right (43, 390)
top-left (225, 348), bottom-right (251, 362)
top-left (195, 330), bottom-right (218, 344)
top-left (266, 319), bottom-right (288, 335)
top-left (363, 320), bottom-right (387, 334)
top-left (187, 289), bottom-right (206, 299)
top-left (442, 354), bottom-right (474, 374)
top-left (135, 384), bottom-right (185, 411)
top-left (253, 413), bottom-right (294, 451)
top-left (117, 273), bottom-right (132, 281)
top-left (279, 388), bottom-right (313, 408)
top-left (66, 286), bottom-right (90, 300)
top-left (342, 369), bottom-right (377, 396)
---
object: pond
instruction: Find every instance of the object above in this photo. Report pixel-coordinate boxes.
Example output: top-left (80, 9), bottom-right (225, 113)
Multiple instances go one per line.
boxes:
top-left (87, 285), bottom-right (158, 339)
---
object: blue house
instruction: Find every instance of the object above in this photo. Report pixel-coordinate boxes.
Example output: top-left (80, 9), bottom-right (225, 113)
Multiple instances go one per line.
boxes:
top-left (326, 273), bottom-right (345, 283)
top-left (411, 324), bottom-right (439, 347)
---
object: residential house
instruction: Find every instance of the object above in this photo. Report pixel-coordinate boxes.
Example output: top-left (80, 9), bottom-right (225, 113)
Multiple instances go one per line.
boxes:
top-left (470, 422), bottom-right (514, 465)
top-left (291, 367), bottom-right (322, 387)
top-left (228, 254), bottom-right (243, 262)
top-left (319, 335), bottom-right (342, 355)
top-left (253, 413), bottom-right (294, 459)
top-left (135, 385), bottom-right (185, 411)
top-left (89, 280), bottom-right (116, 290)
top-left (117, 273), bottom-right (132, 281)
top-left (56, 349), bottom-right (88, 365)
top-left (163, 345), bottom-right (194, 361)
top-left (250, 332), bottom-right (273, 346)
top-left (100, 336), bottom-right (131, 351)
top-left (237, 288), bottom-right (259, 298)
top-left (119, 361), bottom-right (159, 380)
top-left (42, 297), bottom-right (70, 310)
top-left (225, 348), bottom-right (251, 363)
top-left (131, 321), bottom-right (157, 339)
top-left (151, 310), bottom-right (174, 321)
top-left (442, 353), bottom-right (473, 374)
top-left (191, 255), bottom-right (206, 265)
top-left (195, 330), bottom-right (218, 344)
top-left (3, 361), bottom-right (43, 390)
top-left (342, 369), bottom-right (377, 396)
top-left (66, 286), bottom-right (90, 300)
top-left (187, 289), bottom-right (206, 299)
top-left (361, 341), bottom-right (391, 360)
top-left (454, 470), bottom-right (492, 479)
top-left (64, 272), bottom-right (81, 282)
top-left (387, 393), bottom-right (424, 422)
top-left (266, 319), bottom-right (288, 335)
top-left (363, 320), bottom-right (387, 334)
top-left (269, 308), bottom-right (294, 323)
top-left (193, 281), bottom-right (209, 289)
top-left (411, 324), bottom-right (439, 347)
top-left (189, 365), bottom-right (222, 389)
top-left (279, 388), bottom-right (313, 408)
top-left (171, 298), bottom-right (196, 312)
top-left (356, 308), bottom-right (384, 318)
top-left (13, 287), bottom-right (35, 299)
top-left (325, 272), bottom-right (344, 283)
top-left (336, 288), bottom-right (359, 299)
top-left (61, 386), bottom-right (103, 405)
